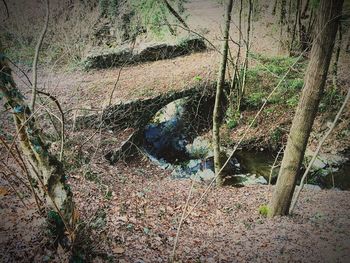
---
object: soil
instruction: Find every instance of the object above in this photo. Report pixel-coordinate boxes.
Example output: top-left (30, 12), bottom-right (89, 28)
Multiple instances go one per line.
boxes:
top-left (1, 0), bottom-right (350, 262)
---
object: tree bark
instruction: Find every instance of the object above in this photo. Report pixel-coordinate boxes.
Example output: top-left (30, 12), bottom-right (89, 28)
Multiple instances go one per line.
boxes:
top-left (301, 0), bottom-right (310, 18)
top-left (213, 0), bottom-right (234, 187)
top-left (162, 0), bottom-right (189, 30)
top-left (289, 0), bottom-right (300, 55)
top-left (272, 0), bottom-right (278, 15)
top-left (268, 0), bottom-right (344, 217)
top-left (332, 23), bottom-right (342, 88)
top-left (0, 45), bottom-right (75, 243)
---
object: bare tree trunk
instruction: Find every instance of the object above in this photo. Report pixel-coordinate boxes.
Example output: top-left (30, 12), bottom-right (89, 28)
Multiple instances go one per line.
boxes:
top-left (280, 0), bottom-right (287, 39)
top-left (213, 0), bottom-right (234, 187)
top-left (239, 0), bottom-right (252, 111)
top-left (289, 0), bottom-right (301, 55)
top-left (268, 0), bottom-right (344, 217)
top-left (332, 23), bottom-right (342, 88)
top-left (162, 0), bottom-right (189, 30)
top-left (287, 0), bottom-right (292, 32)
top-left (233, 0), bottom-right (243, 112)
top-left (0, 45), bottom-right (75, 243)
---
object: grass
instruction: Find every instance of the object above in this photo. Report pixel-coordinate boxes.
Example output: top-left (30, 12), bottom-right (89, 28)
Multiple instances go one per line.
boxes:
top-left (236, 53), bottom-right (307, 112)
top-left (224, 53), bottom-right (308, 143)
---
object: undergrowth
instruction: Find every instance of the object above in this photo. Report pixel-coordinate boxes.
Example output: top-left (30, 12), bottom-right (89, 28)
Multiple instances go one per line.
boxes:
top-left (225, 52), bottom-right (345, 135)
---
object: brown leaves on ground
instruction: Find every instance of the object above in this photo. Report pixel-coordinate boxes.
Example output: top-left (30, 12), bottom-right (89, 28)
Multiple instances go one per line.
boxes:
top-left (2, 155), bottom-right (349, 262)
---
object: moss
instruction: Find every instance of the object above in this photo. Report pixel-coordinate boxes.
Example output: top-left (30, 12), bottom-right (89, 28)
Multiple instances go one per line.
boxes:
top-left (258, 204), bottom-right (269, 217)
top-left (47, 210), bottom-right (65, 237)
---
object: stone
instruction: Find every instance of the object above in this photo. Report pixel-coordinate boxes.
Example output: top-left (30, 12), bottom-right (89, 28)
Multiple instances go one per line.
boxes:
top-left (228, 174), bottom-right (268, 186)
top-left (82, 37), bottom-right (206, 70)
top-left (193, 169), bottom-right (215, 182)
top-left (83, 47), bottom-right (133, 69)
top-left (296, 184), bottom-right (322, 191)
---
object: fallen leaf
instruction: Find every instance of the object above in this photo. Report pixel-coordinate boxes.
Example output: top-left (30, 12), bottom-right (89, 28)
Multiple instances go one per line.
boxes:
top-left (0, 187), bottom-right (9, 196)
top-left (112, 246), bottom-right (125, 254)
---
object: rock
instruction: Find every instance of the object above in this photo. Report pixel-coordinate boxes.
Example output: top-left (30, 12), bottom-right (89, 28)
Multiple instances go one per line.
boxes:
top-left (135, 37), bottom-right (206, 62)
top-left (191, 169), bottom-right (215, 182)
top-left (186, 136), bottom-right (212, 159)
top-left (226, 174), bottom-right (268, 186)
top-left (296, 184), bottom-right (322, 191)
top-left (75, 83), bottom-right (216, 131)
top-left (304, 184), bottom-right (322, 191)
top-left (83, 47), bottom-right (133, 69)
top-left (305, 148), bottom-right (348, 171)
top-left (105, 130), bottom-right (141, 164)
top-left (82, 37), bottom-right (206, 70)
top-left (311, 157), bottom-right (327, 170)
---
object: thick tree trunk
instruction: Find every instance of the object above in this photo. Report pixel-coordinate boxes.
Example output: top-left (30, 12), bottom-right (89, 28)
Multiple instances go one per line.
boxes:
top-left (213, 0), bottom-right (234, 187)
top-left (268, 0), bottom-right (343, 217)
top-left (0, 46), bottom-right (75, 242)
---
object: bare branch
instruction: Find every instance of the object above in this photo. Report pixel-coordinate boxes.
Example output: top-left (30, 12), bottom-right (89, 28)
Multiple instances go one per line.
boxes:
top-left (30, 0), bottom-right (50, 111)
top-left (161, 0), bottom-right (189, 30)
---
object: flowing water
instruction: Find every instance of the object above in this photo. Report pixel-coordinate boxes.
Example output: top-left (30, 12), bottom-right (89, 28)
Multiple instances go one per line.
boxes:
top-left (142, 98), bottom-right (350, 189)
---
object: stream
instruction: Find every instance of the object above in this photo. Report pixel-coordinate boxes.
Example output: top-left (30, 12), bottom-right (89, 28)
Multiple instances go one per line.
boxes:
top-left (142, 98), bottom-right (350, 190)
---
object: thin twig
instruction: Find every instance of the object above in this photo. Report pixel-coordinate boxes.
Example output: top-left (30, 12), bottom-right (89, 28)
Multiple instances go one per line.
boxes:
top-left (0, 171), bottom-right (28, 208)
top-left (13, 144), bottom-right (43, 212)
top-left (30, 0), bottom-right (49, 111)
top-left (37, 90), bottom-right (65, 161)
top-left (170, 179), bottom-right (195, 262)
top-left (266, 145), bottom-right (285, 200)
top-left (108, 40), bottom-right (136, 107)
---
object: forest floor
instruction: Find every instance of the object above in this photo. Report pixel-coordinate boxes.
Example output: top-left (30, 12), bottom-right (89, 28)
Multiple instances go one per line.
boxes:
top-left (1, 159), bottom-right (350, 262)
top-left (1, 0), bottom-right (350, 262)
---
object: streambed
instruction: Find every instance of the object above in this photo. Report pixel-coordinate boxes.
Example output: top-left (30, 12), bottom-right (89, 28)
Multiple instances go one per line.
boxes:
top-left (142, 98), bottom-right (350, 189)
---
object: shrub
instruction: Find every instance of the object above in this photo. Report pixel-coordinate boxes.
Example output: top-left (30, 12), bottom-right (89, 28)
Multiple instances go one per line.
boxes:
top-left (225, 108), bottom-right (240, 129)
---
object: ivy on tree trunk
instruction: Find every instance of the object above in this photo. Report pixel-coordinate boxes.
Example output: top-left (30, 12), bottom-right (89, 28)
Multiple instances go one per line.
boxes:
top-left (0, 45), bottom-right (75, 245)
